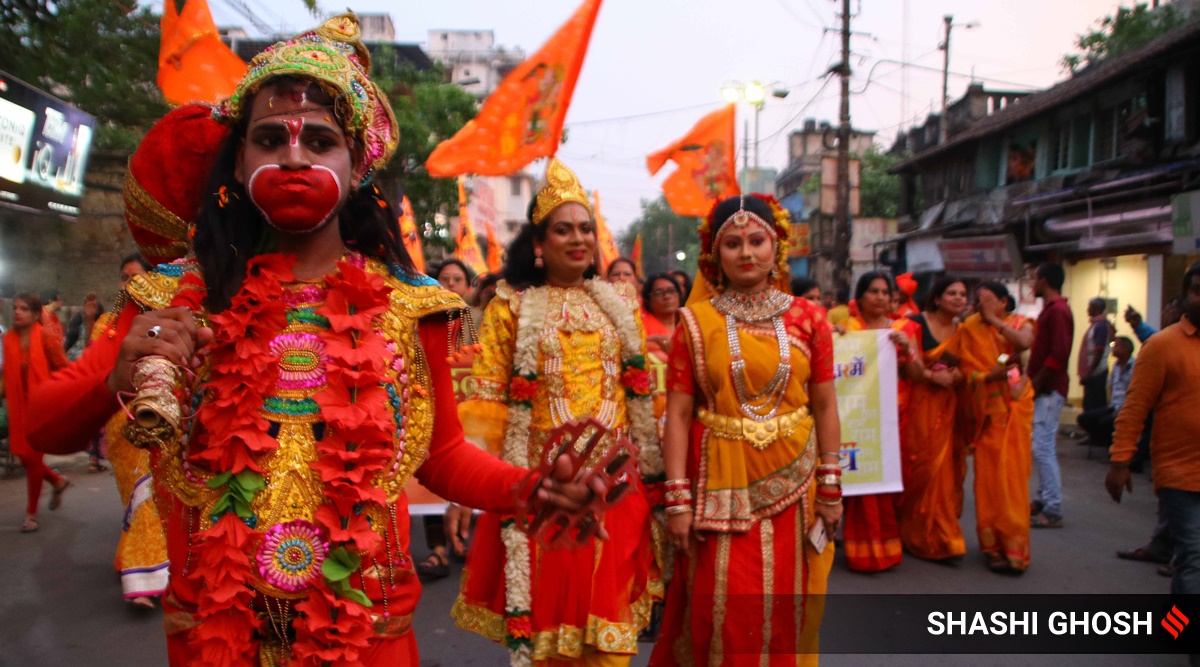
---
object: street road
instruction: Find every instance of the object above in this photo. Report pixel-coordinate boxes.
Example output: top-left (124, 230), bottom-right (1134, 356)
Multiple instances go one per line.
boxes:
top-left (0, 436), bottom-right (1182, 666)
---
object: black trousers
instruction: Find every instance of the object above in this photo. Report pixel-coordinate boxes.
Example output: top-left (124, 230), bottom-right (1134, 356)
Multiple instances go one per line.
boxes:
top-left (1081, 372), bottom-right (1109, 413)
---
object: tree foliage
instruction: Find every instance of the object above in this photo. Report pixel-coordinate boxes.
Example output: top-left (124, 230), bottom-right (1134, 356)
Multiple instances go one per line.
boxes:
top-left (1, 0), bottom-right (168, 152)
top-left (1061, 3), bottom-right (1187, 75)
top-left (372, 51), bottom-right (478, 250)
top-left (800, 146), bottom-right (901, 219)
top-left (619, 197), bottom-right (700, 278)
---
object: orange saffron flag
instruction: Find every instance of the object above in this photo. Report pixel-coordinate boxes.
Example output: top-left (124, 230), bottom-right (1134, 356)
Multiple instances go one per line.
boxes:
top-left (454, 177), bottom-right (488, 275)
top-left (425, 0), bottom-right (603, 176)
top-left (646, 104), bottom-right (740, 217)
top-left (593, 190), bottom-right (620, 274)
top-left (631, 233), bottom-right (644, 279)
top-left (485, 220), bottom-right (504, 273)
top-left (398, 196), bottom-right (425, 274)
top-left (157, 0), bottom-right (247, 106)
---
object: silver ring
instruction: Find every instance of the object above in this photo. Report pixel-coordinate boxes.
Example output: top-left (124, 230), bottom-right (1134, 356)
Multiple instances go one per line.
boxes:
top-left (146, 325), bottom-right (162, 339)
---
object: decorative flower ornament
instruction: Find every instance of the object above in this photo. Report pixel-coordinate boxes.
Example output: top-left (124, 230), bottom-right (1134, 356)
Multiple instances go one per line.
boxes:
top-left (257, 519), bottom-right (328, 593)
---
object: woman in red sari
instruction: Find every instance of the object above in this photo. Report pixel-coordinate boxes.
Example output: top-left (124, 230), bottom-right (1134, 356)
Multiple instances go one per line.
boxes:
top-left (2, 293), bottom-right (71, 532)
top-left (892, 277), bottom-right (968, 561)
top-left (956, 282), bottom-right (1036, 572)
top-left (840, 271), bottom-right (917, 572)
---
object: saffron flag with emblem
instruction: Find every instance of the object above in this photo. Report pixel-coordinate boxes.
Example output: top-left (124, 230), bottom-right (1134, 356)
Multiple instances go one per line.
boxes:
top-left (424, 0), bottom-right (603, 176)
top-left (485, 220), bottom-right (504, 273)
top-left (593, 190), bottom-right (621, 275)
top-left (398, 196), bottom-right (425, 273)
top-left (631, 233), bottom-right (644, 278)
top-left (157, 0), bottom-right (247, 106)
top-left (454, 178), bottom-right (488, 275)
top-left (646, 104), bottom-right (740, 217)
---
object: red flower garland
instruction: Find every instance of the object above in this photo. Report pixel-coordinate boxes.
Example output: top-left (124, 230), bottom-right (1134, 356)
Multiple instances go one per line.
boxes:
top-left (162, 255), bottom-right (398, 665)
top-left (293, 259), bottom-right (395, 664)
top-left (178, 254), bottom-right (292, 665)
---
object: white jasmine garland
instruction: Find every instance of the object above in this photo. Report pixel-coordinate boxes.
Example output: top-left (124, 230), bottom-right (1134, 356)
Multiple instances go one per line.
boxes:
top-left (495, 278), bottom-right (663, 666)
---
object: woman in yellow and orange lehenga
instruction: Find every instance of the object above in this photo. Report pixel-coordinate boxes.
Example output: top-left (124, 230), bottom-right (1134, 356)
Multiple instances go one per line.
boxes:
top-left (891, 277), bottom-right (969, 561)
top-left (650, 194), bottom-right (842, 666)
top-left (956, 281), bottom-right (1035, 573)
top-left (839, 271), bottom-right (916, 573)
top-left (453, 159), bottom-right (662, 667)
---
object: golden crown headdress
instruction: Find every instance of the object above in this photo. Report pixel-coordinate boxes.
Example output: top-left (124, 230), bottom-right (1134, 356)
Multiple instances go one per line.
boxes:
top-left (532, 158), bottom-right (593, 225)
top-left (212, 12), bottom-right (398, 186)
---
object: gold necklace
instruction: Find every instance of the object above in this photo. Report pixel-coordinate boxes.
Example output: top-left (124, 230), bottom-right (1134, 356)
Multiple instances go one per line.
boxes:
top-left (712, 287), bottom-right (792, 322)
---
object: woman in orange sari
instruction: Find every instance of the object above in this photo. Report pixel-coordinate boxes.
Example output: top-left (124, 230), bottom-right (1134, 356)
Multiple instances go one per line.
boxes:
top-left (642, 273), bottom-right (683, 429)
top-left (956, 282), bottom-right (1036, 572)
top-left (892, 277), bottom-right (968, 561)
top-left (653, 193), bottom-right (841, 666)
top-left (839, 272), bottom-right (917, 572)
top-left (1, 293), bottom-right (71, 533)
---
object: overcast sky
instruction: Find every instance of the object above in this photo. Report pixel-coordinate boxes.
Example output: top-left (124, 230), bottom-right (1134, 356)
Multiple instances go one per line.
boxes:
top-left (219, 0), bottom-right (1140, 232)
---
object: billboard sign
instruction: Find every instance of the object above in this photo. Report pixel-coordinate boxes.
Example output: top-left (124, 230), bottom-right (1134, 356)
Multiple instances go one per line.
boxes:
top-left (0, 70), bottom-right (96, 217)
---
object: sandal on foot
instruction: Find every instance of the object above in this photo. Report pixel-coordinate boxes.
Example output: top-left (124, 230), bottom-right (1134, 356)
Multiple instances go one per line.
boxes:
top-left (985, 553), bottom-right (1009, 572)
top-left (1029, 500), bottom-right (1044, 517)
top-left (415, 552), bottom-right (450, 581)
top-left (1031, 513), bottom-right (1062, 528)
top-left (21, 517), bottom-right (38, 533)
top-left (1117, 546), bottom-right (1171, 564)
top-left (50, 478), bottom-right (70, 511)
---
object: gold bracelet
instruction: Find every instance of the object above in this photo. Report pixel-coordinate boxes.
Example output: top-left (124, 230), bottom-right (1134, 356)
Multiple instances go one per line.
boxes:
top-left (815, 497), bottom-right (843, 506)
top-left (665, 505), bottom-right (692, 516)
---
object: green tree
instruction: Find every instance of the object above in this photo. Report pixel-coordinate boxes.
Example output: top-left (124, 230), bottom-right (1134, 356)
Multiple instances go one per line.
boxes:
top-left (800, 146), bottom-right (901, 218)
top-left (1, 0), bottom-right (168, 152)
top-left (620, 197), bottom-right (700, 277)
top-left (1061, 3), bottom-right (1187, 75)
top-left (372, 51), bottom-right (478, 260)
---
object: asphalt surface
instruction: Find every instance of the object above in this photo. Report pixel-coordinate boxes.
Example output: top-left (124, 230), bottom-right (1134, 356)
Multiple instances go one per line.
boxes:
top-left (0, 434), bottom-right (1184, 666)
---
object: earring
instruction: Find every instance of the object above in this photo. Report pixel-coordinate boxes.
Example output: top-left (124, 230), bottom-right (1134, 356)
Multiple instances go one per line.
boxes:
top-left (534, 248), bottom-right (544, 269)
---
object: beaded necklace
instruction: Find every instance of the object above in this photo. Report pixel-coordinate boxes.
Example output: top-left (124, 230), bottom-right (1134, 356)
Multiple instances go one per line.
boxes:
top-left (716, 287), bottom-right (793, 422)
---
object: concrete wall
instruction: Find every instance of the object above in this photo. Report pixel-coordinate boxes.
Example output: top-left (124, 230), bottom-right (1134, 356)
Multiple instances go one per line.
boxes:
top-left (1062, 254), bottom-right (1151, 403)
top-left (0, 152), bottom-right (138, 329)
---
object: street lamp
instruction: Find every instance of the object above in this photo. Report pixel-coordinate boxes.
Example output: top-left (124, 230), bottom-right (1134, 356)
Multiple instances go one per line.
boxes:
top-left (721, 81), bottom-right (790, 183)
top-left (675, 251), bottom-right (686, 262)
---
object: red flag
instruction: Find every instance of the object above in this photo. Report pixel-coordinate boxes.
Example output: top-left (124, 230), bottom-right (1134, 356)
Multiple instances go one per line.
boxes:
top-left (157, 0), bottom-right (247, 105)
top-left (485, 220), bottom-right (504, 273)
top-left (646, 104), bottom-right (740, 216)
top-left (593, 190), bottom-right (620, 274)
top-left (631, 233), bottom-right (644, 279)
top-left (425, 0), bottom-right (603, 176)
top-left (398, 196), bottom-right (425, 273)
top-left (454, 178), bottom-right (488, 275)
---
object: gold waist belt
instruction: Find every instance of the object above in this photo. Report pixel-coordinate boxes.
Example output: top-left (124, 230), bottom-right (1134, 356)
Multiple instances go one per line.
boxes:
top-left (696, 406), bottom-right (810, 450)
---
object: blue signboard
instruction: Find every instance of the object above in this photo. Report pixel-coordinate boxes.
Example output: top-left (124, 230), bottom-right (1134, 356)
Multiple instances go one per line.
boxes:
top-left (0, 70), bottom-right (96, 217)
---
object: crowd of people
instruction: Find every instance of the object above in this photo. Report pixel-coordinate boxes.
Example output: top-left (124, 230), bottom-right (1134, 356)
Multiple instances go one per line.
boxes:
top-left (4, 11), bottom-right (1193, 667)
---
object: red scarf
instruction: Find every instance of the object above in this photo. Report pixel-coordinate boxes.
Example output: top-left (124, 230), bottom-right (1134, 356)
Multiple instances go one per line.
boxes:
top-left (4, 323), bottom-right (49, 457)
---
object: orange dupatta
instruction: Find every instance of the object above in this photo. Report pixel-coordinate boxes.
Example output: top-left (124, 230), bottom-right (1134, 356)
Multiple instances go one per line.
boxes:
top-left (4, 323), bottom-right (51, 457)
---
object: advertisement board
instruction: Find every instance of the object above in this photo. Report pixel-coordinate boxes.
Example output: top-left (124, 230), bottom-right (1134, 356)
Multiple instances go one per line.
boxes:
top-left (0, 70), bottom-right (96, 217)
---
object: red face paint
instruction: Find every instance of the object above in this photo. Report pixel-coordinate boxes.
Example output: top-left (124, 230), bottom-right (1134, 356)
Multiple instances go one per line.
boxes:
top-left (247, 165), bottom-right (342, 233)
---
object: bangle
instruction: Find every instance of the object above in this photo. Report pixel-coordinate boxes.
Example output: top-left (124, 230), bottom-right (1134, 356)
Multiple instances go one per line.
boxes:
top-left (817, 474), bottom-right (842, 487)
top-left (815, 464), bottom-right (842, 476)
top-left (665, 478), bottom-right (691, 490)
top-left (665, 505), bottom-right (691, 516)
top-left (816, 487), bottom-right (843, 500)
top-left (818, 452), bottom-right (840, 461)
top-left (815, 497), bottom-right (843, 506)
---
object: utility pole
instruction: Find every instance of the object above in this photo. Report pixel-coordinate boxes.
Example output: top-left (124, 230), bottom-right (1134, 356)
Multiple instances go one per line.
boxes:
top-left (833, 0), bottom-right (853, 293)
top-left (940, 14), bottom-right (952, 144)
